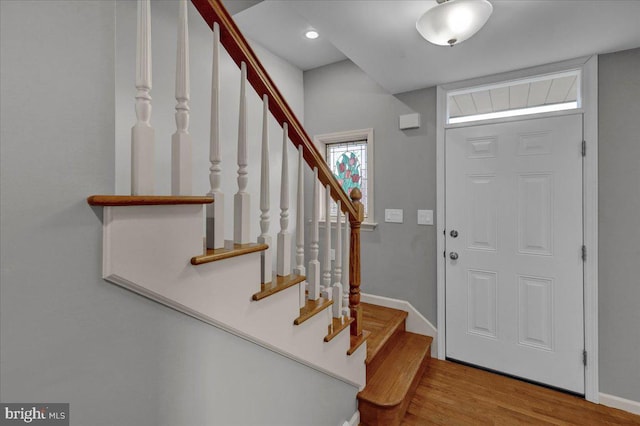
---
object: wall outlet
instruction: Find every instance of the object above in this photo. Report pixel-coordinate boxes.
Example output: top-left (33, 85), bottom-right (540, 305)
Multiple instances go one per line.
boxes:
top-left (385, 209), bottom-right (404, 223)
top-left (418, 209), bottom-right (433, 225)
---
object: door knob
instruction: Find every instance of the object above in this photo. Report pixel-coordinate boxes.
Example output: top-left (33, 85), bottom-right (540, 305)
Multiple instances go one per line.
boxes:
top-left (449, 252), bottom-right (459, 260)
top-left (450, 230), bottom-right (459, 238)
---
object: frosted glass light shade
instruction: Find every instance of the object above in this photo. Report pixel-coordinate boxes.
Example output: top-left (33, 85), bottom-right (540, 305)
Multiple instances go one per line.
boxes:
top-left (416, 0), bottom-right (493, 46)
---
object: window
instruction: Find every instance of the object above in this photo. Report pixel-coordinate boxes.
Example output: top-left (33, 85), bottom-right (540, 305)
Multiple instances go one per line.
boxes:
top-left (315, 128), bottom-right (376, 228)
top-left (447, 70), bottom-right (581, 124)
top-left (326, 139), bottom-right (368, 217)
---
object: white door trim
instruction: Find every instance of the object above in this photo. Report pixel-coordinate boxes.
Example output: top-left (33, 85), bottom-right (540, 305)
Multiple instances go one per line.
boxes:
top-left (436, 55), bottom-right (598, 402)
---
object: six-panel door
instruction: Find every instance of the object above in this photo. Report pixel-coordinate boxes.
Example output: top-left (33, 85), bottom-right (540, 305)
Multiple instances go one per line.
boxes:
top-left (445, 114), bottom-right (584, 394)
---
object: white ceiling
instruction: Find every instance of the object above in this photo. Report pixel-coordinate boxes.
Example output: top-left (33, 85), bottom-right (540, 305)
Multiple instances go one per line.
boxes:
top-left (233, 1), bottom-right (347, 71)
top-left (231, 0), bottom-right (640, 95)
top-left (222, 0), bottom-right (263, 15)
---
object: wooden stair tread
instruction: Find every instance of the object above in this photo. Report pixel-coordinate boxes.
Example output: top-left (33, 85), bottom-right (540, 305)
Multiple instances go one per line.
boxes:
top-left (348, 330), bottom-right (371, 355)
top-left (361, 302), bottom-right (408, 364)
top-left (358, 332), bottom-right (432, 407)
top-left (191, 242), bottom-right (268, 265)
top-left (252, 274), bottom-right (305, 301)
top-left (294, 297), bottom-right (333, 325)
top-left (325, 316), bottom-right (354, 342)
top-left (87, 195), bottom-right (213, 206)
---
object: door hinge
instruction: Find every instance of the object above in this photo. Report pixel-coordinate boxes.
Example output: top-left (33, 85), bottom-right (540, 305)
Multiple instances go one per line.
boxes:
top-left (443, 251), bottom-right (446, 258)
top-left (583, 350), bottom-right (587, 366)
top-left (582, 140), bottom-right (586, 157)
top-left (582, 245), bottom-right (587, 261)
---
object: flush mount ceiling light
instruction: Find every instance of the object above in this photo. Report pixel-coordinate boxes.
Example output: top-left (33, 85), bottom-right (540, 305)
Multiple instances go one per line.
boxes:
top-left (416, 0), bottom-right (493, 47)
top-left (305, 29), bottom-right (319, 40)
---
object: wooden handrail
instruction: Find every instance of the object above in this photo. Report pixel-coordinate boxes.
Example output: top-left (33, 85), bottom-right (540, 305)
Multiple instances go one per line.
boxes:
top-left (190, 0), bottom-right (364, 337)
top-left (190, 0), bottom-right (358, 221)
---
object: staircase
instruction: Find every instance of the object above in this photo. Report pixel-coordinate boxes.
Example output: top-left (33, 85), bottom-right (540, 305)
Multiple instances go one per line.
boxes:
top-left (359, 303), bottom-right (433, 425)
top-left (88, 0), bottom-right (435, 424)
top-left (87, 193), bottom-right (367, 387)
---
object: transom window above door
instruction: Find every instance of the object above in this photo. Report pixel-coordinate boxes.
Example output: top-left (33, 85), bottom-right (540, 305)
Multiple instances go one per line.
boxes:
top-left (448, 70), bottom-right (581, 124)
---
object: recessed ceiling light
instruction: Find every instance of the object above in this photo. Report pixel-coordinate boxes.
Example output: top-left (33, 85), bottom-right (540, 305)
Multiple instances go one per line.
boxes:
top-left (305, 30), bottom-right (319, 40)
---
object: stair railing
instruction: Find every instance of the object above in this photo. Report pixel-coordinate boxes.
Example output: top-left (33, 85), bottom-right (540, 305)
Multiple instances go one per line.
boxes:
top-left (192, 0), bottom-right (364, 336)
top-left (127, 0), bottom-right (364, 338)
top-left (190, 0), bottom-right (365, 337)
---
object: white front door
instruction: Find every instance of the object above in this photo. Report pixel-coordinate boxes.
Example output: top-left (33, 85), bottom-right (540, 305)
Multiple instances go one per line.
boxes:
top-left (445, 114), bottom-right (584, 394)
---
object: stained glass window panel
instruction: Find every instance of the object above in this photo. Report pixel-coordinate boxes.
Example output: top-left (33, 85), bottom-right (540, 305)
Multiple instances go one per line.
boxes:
top-left (326, 140), bottom-right (368, 217)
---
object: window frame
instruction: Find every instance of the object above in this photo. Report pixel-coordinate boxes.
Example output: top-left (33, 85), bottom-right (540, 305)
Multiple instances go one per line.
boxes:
top-left (314, 128), bottom-right (377, 230)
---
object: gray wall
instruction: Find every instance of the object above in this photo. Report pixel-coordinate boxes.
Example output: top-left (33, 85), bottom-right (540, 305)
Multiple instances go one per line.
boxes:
top-left (305, 52), bottom-right (640, 402)
top-left (0, 1), bottom-right (356, 425)
top-left (598, 47), bottom-right (640, 403)
top-left (304, 60), bottom-right (438, 325)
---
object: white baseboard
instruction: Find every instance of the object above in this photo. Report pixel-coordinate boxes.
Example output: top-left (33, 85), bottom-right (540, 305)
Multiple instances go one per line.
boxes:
top-left (599, 392), bottom-right (640, 415)
top-left (360, 293), bottom-right (438, 357)
top-left (342, 410), bottom-right (360, 426)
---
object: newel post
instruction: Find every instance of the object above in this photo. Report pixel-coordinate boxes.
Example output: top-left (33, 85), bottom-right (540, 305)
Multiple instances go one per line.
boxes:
top-left (349, 188), bottom-right (365, 337)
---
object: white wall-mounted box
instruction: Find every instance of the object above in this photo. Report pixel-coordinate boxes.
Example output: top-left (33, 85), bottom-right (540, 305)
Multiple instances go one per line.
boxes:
top-left (399, 113), bottom-right (421, 130)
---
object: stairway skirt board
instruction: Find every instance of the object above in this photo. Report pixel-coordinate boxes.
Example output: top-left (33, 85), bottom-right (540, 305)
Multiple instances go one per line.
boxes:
top-left (95, 203), bottom-right (444, 426)
top-left (100, 203), bottom-right (366, 388)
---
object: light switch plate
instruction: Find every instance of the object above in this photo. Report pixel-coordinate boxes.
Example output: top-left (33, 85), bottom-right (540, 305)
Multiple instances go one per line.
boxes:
top-left (417, 209), bottom-right (433, 225)
top-left (385, 209), bottom-right (404, 223)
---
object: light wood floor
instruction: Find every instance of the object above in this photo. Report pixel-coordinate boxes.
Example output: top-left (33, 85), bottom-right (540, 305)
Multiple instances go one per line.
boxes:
top-left (402, 359), bottom-right (640, 425)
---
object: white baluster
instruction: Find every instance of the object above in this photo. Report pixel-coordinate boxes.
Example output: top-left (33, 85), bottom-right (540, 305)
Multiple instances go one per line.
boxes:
top-left (207, 22), bottom-right (224, 249)
top-left (258, 95), bottom-right (271, 284)
top-left (277, 124), bottom-right (291, 276)
top-left (171, 0), bottom-right (191, 196)
top-left (293, 146), bottom-right (306, 308)
top-left (131, 0), bottom-right (155, 195)
top-left (342, 214), bottom-right (350, 318)
top-left (234, 62), bottom-right (250, 244)
top-left (308, 168), bottom-right (321, 301)
top-left (321, 185), bottom-right (332, 300)
top-left (332, 202), bottom-right (343, 320)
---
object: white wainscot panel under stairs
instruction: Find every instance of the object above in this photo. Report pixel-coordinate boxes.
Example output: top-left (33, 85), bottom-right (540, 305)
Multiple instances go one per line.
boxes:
top-left (102, 204), bottom-right (366, 388)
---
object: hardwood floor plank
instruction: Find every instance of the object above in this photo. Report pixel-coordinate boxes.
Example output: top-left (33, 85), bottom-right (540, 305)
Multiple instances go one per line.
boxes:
top-left (402, 359), bottom-right (640, 425)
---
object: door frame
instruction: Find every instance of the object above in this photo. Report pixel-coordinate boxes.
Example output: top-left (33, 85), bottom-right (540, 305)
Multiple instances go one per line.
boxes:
top-left (435, 55), bottom-right (599, 402)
